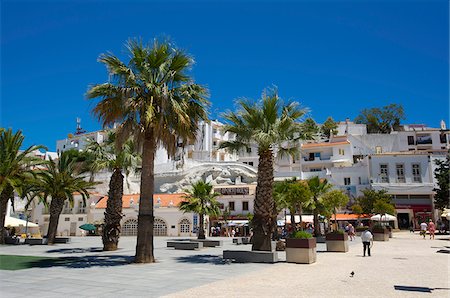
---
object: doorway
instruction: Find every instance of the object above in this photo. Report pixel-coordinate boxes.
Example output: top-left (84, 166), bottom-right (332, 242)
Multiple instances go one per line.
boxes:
top-left (397, 213), bottom-right (410, 229)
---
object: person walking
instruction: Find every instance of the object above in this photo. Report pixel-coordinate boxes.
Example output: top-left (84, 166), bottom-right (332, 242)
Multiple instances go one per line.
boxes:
top-left (420, 221), bottom-right (428, 239)
top-left (428, 219), bottom-right (436, 240)
top-left (409, 220), bottom-right (414, 233)
top-left (348, 224), bottom-right (355, 241)
top-left (361, 228), bottom-right (373, 257)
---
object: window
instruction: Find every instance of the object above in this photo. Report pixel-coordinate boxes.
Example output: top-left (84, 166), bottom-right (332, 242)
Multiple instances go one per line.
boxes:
top-left (412, 164), bottom-right (421, 182)
top-left (65, 217), bottom-right (70, 221)
top-left (242, 201), bottom-right (249, 211)
top-left (213, 141), bottom-right (217, 146)
top-left (248, 162), bottom-right (254, 167)
top-left (154, 218), bottom-right (168, 236)
top-left (123, 219), bottom-right (138, 236)
top-left (344, 177), bottom-right (351, 185)
top-left (380, 164), bottom-right (389, 183)
top-left (358, 177), bottom-right (362, 185)
top-left (407, 136), bottom-right (415, 145)
top-left (78, 217), bottom-right (83, 221)
top-left (179, 218), bottom-right (191, 234)
top-left (213, 128), bottom-right (217, 134)
top-left (375, 146), bottom-right (382, 154)
top-left (339, 149), bottom-right (345, 155)
top-left (396, 164), bottom-right (405, 183)
top-left (229, 201), bottom-right (235, 211)
top-left (218, 203), bottom-right (224, 209)
top-left (246, 147), bottom-right (252, 153)
top-left (440, 134), bottom-right (447, 144)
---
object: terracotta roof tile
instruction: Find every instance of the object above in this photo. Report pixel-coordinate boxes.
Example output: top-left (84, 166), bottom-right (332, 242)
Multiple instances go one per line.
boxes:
top-left (301, 141), bottom-right (350, 149)
top-left (95, 193), bottom-right (186, 209)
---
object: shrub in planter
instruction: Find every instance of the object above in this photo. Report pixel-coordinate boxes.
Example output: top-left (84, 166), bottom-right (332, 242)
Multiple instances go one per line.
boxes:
top-left (372, 224), bottom-right (389, 241)
top-left (285, 231), bottom-right (316, 264)
top-left (325, 230), bottom-right (348, 252)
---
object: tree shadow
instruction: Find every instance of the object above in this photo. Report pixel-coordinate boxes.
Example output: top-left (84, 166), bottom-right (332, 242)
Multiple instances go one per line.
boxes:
top-left (394, 285), bottom-right (450, 293)
top-left (46, 247), bottom-right (104, 254)
top-left (26, 255), bottom-right (134, 269)
top-left (174, 254), bottom-right (226, 265)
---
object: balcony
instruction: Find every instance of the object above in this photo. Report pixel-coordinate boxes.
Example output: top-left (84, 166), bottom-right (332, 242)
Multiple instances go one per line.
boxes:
top-left (76, 208), bottom-right (87, 214)
top-left (301, 170), bottom-right (327, 180)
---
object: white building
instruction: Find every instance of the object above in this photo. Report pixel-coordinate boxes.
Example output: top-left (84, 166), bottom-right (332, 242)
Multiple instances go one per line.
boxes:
top-left (368, 153), bottom-right (435, 229)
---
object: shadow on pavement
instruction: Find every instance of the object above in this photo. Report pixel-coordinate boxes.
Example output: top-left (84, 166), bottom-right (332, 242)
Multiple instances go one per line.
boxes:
top-left (27, 255), bottom-right (133, 269)
top-left (175, 254), bottom-right (226, 265)
top-left (46, 247), bottom-right (104, 254)
top-left (394, 285), bottom-right (450, 293)
top-left (436, 249), bottom-right (450, 254)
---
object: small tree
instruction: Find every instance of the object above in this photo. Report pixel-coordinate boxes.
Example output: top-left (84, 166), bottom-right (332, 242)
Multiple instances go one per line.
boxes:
top-left (180, 180), bottom-right (221, 239)
top-left (274, 178), bottom-right (312, 232)
top-left (307, 176), bottom-right (332, 236)
top-left (351, 204), bottom-right (363, 221)
top-left (322, 190), bottom-right (349, 231)
top-left (354, 103), bottom-right (405, 133)
top-left (433, 156), bottom-right (450, 210)
top-left (356, 189), bottom-right (391, 214)
top-left (301, 118), bottom-right (320, 140)
top-left (321, 117), bottom-right (338, 138)
top-left (373, 199), bottom-right (396, 217)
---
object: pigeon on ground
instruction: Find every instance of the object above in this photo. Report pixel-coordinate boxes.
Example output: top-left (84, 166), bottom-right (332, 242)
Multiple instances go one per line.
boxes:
top-left (350, 271), bottom-right (355, 277)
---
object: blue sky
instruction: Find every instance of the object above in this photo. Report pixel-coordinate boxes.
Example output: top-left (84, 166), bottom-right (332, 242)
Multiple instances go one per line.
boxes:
top-left (1, 0), bottom-right (449, 150)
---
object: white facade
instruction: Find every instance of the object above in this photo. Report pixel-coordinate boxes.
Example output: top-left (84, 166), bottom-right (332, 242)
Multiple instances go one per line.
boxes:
top-left (56, 131), bottom-right (108, 154)
top-left (368, 153), bottom-right (435, 228)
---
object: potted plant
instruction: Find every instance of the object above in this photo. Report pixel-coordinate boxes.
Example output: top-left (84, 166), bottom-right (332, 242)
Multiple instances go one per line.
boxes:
top-left (285, 231), bottom-right (316, 264)
top-left (325, 230), bottom-right (348, 252)
top-left (372, 223), bottom-right (389, 241)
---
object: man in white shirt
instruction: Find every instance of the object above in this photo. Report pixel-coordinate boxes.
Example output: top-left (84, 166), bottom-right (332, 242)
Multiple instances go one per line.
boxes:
top-left (420, 222), bottom-right (428, 239)
top-left (361, 229), bottom-right (373, 257)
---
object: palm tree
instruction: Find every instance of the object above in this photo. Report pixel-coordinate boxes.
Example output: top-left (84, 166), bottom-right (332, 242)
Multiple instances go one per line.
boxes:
top-left (274, 178), bottom-right (312, 233)
top-left (87, 39), bottom-right (209, 263)
top-left (0, 128), bottom-right (45, 244)
top-left (307, 176), bottom-right (332, 236)
top-left (221, 88), bottom-right (307, 251)
top-left (85, 133), bottom-right (140, 251)
top-left (179, 180), bottom-right (220, 239)
top-left (30, 151), bottom-right (97, 244)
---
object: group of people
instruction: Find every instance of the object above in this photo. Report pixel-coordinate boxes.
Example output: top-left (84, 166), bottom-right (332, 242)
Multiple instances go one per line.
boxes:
top-left (345, 223), bottom-right (356, 241)
top-left (419, 219), bottom-right (436, 240)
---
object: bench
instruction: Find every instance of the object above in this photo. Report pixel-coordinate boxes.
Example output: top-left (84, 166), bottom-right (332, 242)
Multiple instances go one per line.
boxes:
top-left (53, 237), bottom-right (71, 244)
top-left (223, 250), bottom-right (278, 263)
top-left (233, 237), bottom-right (250, 245)
top-left (25, 238), bottom-right (48, 245)
top-left (173, 241), bottom-right (203, 250)
top-left (167, 240), bottom-right (190, 248)
top-left (191, 239), bottom-right (222, 247)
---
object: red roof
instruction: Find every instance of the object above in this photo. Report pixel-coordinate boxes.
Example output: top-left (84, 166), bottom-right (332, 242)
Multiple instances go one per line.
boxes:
top-left (331, 214), bottom-right (371, 221)
top-left (95, 193), bottom-right (186, 209)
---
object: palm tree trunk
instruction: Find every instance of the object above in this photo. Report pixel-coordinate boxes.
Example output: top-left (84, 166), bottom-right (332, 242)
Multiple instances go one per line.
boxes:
top-left (102, 168), bottom-right (124, 251)
top-left (298, 205), bottom-right (303, 231)
top-left (313, 199), bottom-right (320, 236)
top-left (47, 197), bottom-right (64, 244)
top-left (252, 149), bottom-right (274, 251)
top-left (290, 211), bottom-right (296, 233)
top-left (198, 213), bottom-right (205, 239)
top-left (135, 129), bottom-right (156, 263)
top-left (0, 186), bottom-right (13, 245)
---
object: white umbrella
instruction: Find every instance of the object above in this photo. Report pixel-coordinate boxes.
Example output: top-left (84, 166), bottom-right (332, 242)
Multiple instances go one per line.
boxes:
top-left (441, 209), bottom-right (450, 220)
top-left (370, 213), bottom-right (397, 221)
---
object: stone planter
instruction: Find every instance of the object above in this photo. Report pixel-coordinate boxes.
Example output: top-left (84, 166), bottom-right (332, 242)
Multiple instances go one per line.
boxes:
top-left (285, 238), bottom-right (316, 264)
top-left (325, 233), bottom-right (348, 252)
top-left (372, 230), bottom-right (389, 241)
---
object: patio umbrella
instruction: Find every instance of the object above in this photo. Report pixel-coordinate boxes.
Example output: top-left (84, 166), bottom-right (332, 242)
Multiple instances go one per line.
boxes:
top-left (79, 223), bottom-right (96, 231)
top-left (370, 214), bottom-right (397, 221)
top-left (441, 209), bottom-right (450, 220)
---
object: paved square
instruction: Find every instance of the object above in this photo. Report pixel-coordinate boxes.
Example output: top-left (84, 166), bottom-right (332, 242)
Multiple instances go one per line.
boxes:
top-left (0, 232), bottom-right (448, 297)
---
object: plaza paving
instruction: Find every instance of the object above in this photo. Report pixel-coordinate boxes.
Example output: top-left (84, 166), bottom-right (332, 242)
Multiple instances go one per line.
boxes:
top-left (0, 231), bottom-right (448, 297)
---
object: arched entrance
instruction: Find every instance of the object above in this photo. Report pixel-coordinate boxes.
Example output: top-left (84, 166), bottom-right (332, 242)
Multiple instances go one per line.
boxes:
top-left (179, 218), bottom-right (192, 236)
top-left (122, 218), bottom-right (138, 236)
top-left (154, 218), bottom-right (168, 236)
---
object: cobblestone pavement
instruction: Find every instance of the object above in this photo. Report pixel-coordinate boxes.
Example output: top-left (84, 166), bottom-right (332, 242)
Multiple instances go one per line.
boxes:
top-left (0, 232), bottom-right (448, 297)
